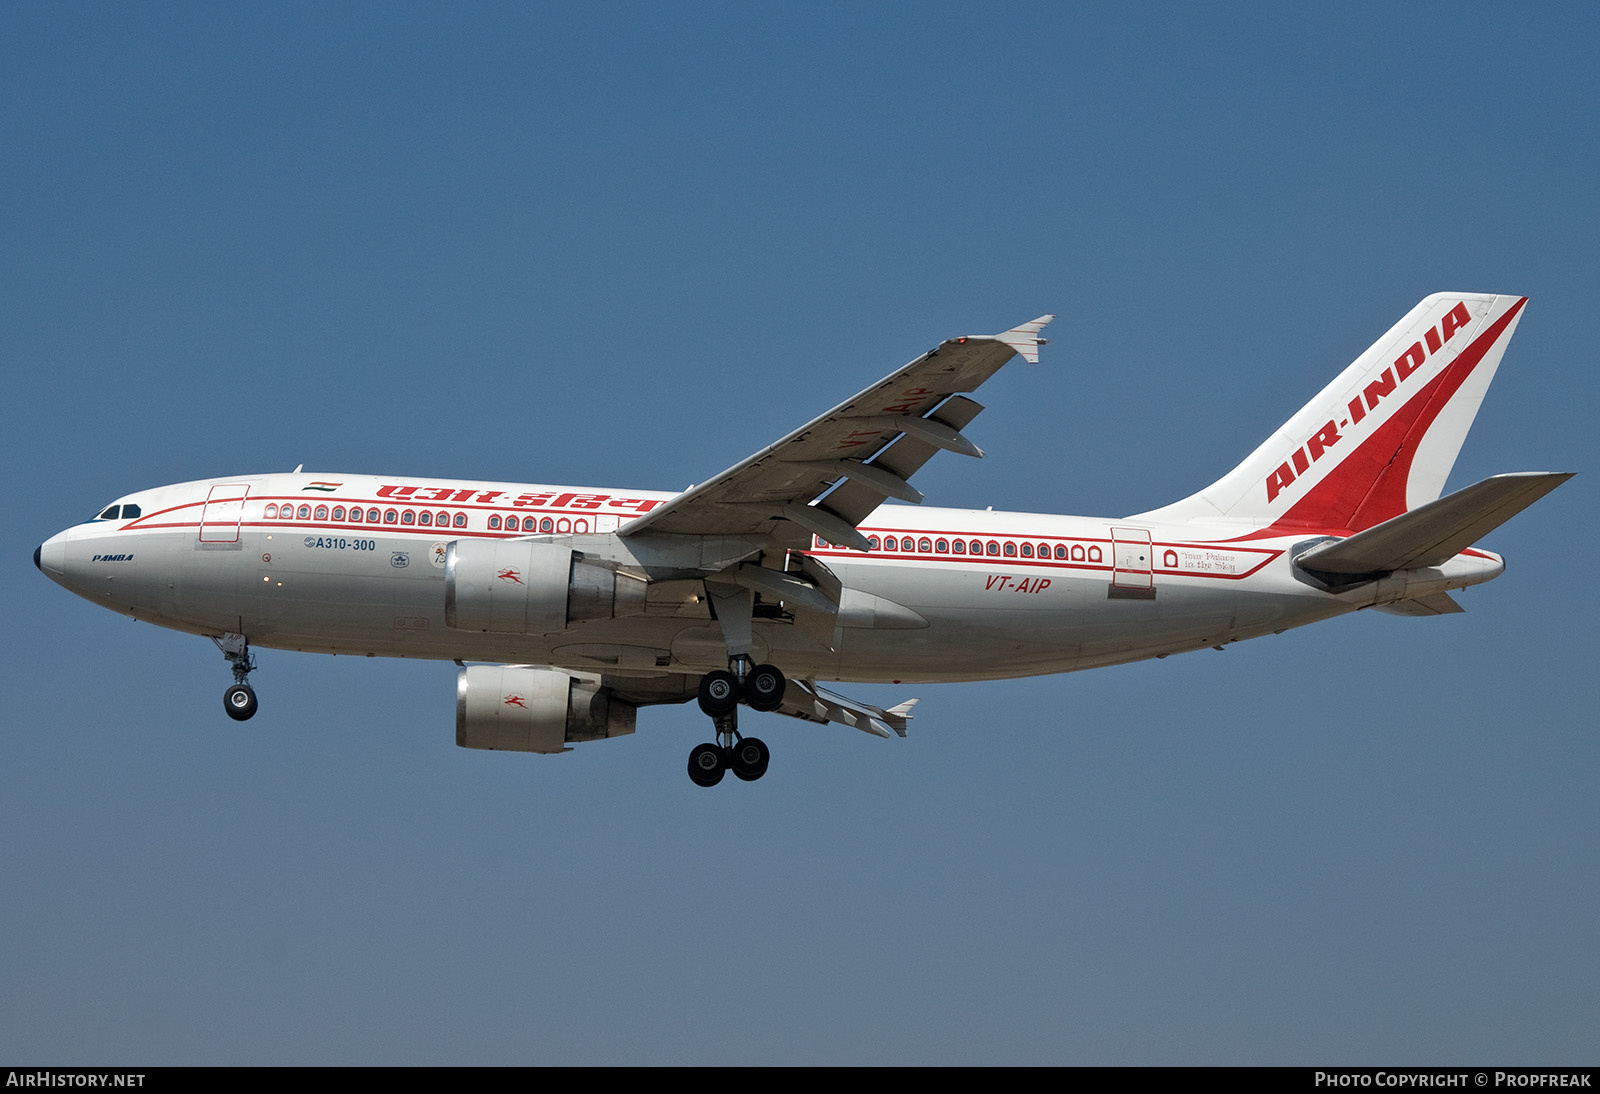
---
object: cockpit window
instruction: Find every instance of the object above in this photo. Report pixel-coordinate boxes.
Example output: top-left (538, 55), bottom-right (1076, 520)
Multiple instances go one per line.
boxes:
top-left (91, 502), bottom-right (142, 522)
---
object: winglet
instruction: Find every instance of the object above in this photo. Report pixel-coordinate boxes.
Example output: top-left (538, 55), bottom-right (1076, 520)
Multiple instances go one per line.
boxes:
top-left (883, 698), bottom-right (918, 738)
top-left (995, 314), bottom-right (1055, 364)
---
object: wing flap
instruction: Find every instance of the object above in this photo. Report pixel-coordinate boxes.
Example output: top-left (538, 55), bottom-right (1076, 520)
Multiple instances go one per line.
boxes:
top-left (818, 395), bottom-right (987, 526)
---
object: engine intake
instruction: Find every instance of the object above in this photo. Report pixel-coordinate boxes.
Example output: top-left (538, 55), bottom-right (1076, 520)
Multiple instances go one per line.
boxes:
top-left (445, 539), bottom-right (646, 635)
top-left (456, 665), bottom-right (636, 753)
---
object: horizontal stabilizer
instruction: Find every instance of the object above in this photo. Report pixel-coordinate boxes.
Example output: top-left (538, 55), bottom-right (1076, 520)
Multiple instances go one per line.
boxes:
top-left (1372, 592), bottom-right (1465, 616)
top-left (1297, 471), bottom-right (1572, 577)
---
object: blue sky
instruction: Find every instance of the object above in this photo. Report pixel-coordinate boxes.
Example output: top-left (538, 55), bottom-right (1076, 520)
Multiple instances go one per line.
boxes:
top-left (4, 4), bottom-right (1595, 1064)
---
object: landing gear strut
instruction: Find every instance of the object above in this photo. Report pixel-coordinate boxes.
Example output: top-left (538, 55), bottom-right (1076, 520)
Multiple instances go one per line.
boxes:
top-left (213, 632), bottom-right (258, 722)
top-left (686, 660), bottom-right (785, 787)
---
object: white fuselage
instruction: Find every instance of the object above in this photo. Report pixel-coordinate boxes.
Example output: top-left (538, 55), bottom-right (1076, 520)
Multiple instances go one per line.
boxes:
top-left (36, 472), bottom-right (1504, 684)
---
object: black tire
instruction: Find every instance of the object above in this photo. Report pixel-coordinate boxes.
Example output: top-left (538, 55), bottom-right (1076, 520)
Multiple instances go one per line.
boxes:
top-left (730, 736), bottom-right (770, 781)
top-left (743, 663), bottom-right (787, 712)
top-left (687, 742), bottom-right (727, 787)
top-left (697, 670), bottom-right (740, 717)
top-left (224, 683), bottom-right (258, 721)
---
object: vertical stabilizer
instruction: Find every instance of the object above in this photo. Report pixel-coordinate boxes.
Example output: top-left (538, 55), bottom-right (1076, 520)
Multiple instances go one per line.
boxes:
top-left (1133, 294), bottom-right (1528, 533)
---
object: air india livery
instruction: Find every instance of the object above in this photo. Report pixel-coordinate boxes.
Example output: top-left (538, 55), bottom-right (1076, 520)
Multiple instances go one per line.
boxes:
top-left (36, 294), bottom-right (1570, 785)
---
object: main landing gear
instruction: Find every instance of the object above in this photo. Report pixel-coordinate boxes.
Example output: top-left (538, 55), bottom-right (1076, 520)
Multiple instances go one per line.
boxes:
top-left (213, 632), bottom-right (259, 722)
top-left (686, 660), bottom-right (784, 787)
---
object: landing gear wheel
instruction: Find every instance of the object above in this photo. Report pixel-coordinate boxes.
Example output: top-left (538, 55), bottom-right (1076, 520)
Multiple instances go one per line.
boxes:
top-left (687, 742), bottom-right (728, 787)
top-left (743, 664), bottom-right (787, 712)
top-left (697, 670), bottom-right (740, 717)
top-left (223, 683), bottom-right (258, 721)
top-left (730, 736), bottom-right (770, 781)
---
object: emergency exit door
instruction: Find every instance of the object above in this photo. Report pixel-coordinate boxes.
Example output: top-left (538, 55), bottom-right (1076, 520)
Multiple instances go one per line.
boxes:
top-left (1109, 527), bottom-right (1155, 599)
top-left (198, 484), bottom-right (250, 544)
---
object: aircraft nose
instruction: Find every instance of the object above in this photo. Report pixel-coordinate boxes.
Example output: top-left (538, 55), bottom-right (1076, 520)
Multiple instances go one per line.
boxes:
top-left (36, 532), bottom-right (66, 578)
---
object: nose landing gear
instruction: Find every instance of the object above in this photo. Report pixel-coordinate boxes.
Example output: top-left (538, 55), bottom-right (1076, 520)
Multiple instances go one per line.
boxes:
top-left (687, 661), bottom-right (785, 787)
top-left (223, 682), bottom-right (258, 721)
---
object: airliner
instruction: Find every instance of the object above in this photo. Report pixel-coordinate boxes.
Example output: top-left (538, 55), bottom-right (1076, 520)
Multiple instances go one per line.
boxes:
top-left (35, 294), bottom-right (1569, 786)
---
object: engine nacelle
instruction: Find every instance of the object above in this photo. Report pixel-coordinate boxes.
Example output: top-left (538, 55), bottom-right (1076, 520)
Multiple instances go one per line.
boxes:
top-left (455, 665), bottom-right (637, 754)
top-left (444, 539), bottom-right (646, 635)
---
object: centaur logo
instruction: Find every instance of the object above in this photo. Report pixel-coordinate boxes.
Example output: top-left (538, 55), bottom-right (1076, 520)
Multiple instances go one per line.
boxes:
top-left (496, 568), bottom-right (523, 584)
top-left (1265, 300), bottom-right (1473, 503)
top-left (503, 694), bottom-right (527, 709)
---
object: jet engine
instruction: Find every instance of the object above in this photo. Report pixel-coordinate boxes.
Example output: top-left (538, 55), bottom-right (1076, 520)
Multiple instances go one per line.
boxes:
top-left (444, 539), bottom-right (646, 635)
top-left (455, 664), bottom-right (636, 754)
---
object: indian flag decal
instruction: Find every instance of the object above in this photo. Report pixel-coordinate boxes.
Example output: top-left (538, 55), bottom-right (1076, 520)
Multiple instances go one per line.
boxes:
top-left (303, 482), bottom-right (342, 492)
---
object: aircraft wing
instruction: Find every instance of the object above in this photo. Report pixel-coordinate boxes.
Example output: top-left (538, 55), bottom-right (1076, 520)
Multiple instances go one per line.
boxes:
top-left (774, 681), bottom-right (918, 739)
top-left (618, 315), bottom-right (1055, 551)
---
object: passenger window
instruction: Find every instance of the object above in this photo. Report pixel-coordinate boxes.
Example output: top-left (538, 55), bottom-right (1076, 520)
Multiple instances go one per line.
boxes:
top-left (314, 505), bottom-right (329, 521)
top-left (1003, 542), bottom-right (1017, 557)
top-left (488, 515), bottom-right (502, 530)
top-left (971, 540), bottom-right (982, 554)
top-left (867, 536), bottom-right (880, 550)
top-left (884, 536), bottom-right (898, 550)
top-left (918, 537), bottom-right (932, 552)
top-left (540, 518), bottom-right (553, 532)
top-left (1054, 545), bottom-right (1067, 559)
top-left (1021, 543), bottom-right (1033, 558)
top-left (436, 511), bottom-right (449, 526)
top-left (384, 509), bottom-right (398, 524)
top-left (453, 513), bottom-right (467, 528)
top-left (935, 538), bottom-right (948, 553)
top-left (401, 510), bottom-right (415, 525)
top-left (349, 508), bottom-right (362, 523)
top-left (332, 506), bottom-right (345, 520)
top-left (952, 539), bottom-right (965, 554)
top-left (264, 504), bottom-right (279, 519)
top-left (419, 511), bottom-right (433, 526)
top-left (297, 505), bottom-right (311, 520)
top-left (987, 541), bottom-right (1000, 556)
top-left (367, 508), bottom-right (381, 522)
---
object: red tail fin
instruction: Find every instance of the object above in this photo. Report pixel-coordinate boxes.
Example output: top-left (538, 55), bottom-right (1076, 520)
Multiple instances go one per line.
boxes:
top-left (1133, 294), bottom-right (1528, 533)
